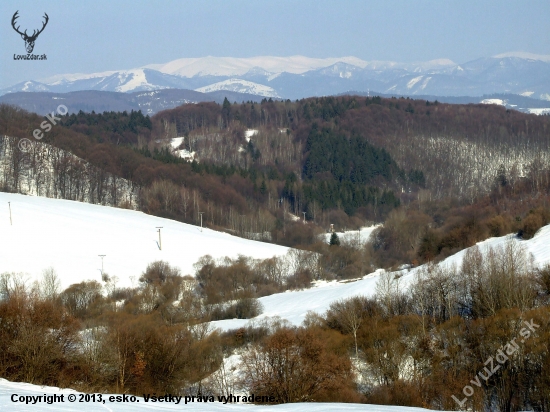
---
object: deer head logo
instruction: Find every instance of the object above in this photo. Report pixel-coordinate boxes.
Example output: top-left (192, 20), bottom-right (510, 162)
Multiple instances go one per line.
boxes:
top-left (11, 11), bottom-right (49, 54)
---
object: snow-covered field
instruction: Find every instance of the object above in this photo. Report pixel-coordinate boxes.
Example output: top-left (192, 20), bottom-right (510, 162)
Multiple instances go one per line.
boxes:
top-left (0, 193), bottom-right (288, 289)
top-left (3, 191), bottom-right (549, 330)
top-left (2, 190), bottom-right (549, 330)
top-left (0, 378), bottom-right (434, 412)
top-left (212, 224), bottom-right (550, 331)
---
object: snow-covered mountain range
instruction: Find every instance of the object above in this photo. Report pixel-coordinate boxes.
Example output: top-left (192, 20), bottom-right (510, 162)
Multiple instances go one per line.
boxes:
top-left (2, 53), bottom-right (550, 101)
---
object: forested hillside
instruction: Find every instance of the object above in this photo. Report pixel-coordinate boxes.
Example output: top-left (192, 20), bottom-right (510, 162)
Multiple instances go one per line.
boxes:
top-left (2, 96), bottom-right (550, 265)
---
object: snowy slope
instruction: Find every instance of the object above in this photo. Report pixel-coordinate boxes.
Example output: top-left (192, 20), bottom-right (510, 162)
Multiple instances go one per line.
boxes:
top-left (0, 193), bottom-right (288, 289)
top-left (492, 51), bottom-right (550, 62)
top-left (0, 378), bottom-right (435, 412)
top-left (210, 270), bottom-right (387, 331)
top-left (195, 79), bottom-right (279, 98)
top-left (212, 225), bottom-right (550, 331)
top-left (146, 56), bottom-right (369, 77)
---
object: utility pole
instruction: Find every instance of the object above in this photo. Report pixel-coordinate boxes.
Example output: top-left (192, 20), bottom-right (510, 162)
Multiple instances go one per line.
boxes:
top-left (98, 255), bottom-right (106, 276)
top-left (156, 227), bottom-right (163, 250)
top-left (8, 202), bottom-right (12, 225)
top-left (198, 212), bottom-right (204, 232)
top-left (240, 214), bottom-right (245, 235)
top-left (302, 211), bottom-right (306, 223)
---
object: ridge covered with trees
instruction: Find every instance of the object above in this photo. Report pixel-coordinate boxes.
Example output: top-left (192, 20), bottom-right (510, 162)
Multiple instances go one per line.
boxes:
top-left (3, 95), bottom-right (550, 263)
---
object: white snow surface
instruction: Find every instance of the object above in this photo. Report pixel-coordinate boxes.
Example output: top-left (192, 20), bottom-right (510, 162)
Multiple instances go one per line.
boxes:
top-left (146, 56), bottom-right (370, 77)
top-left (322, 225), bottom-right (381, 245)
top-left (0, 378), bottom-right (434, 412)
top-left (527, 108), bottom-right (550, 115)
top-left (406, 76), bottom-right (423, 89)
top-left (195, 79), bottom-right (279, 98)
top-left (0, 193), bottom-right (288, 290)
top-left (211, 225), bottom-right (550, 331)
top-left (170, 137), bottom-right (185, 149)
top-left (481, 98), bottom-right (506, 105)
top-left (35, 56), bottom-right (458, 92)
top-left (41, 70), bottom-right (119, 85)
top-left (115, 69), bottom-right (156, 93)
top-left (169, 137), bottom-right (195, 159)
top-left (21, 81), bottom-right (49, 92)
top-left (210, 270), bottom-right (387, 332)
top-left (42, 69), bottom-right (159, 93)
top-left (492, 51), bottom-right (550, 62)
top-left (244, 130), bottom-right (258, 141)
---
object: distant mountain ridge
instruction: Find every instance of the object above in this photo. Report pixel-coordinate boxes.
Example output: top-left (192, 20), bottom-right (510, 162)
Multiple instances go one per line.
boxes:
top-left (0, 89), bottom-right (269, 115)
top-left (1, 53), bottom-right (549, 104)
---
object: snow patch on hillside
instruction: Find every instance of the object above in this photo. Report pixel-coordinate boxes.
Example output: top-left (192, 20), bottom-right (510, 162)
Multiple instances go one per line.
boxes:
top-left (169, 137), bottom-right (196, 160)
top-left (407, 76), bottom-right (423, 89)
top-left (245, 129), bottom-right (258, 142)
top-left (481, 98), bottom-right (506, 105)
top-left (322, 225), bottom-right (380, 246)
top-left (195, 79), bottom-right (279, 98)
top-left (528, 108), bottom-right (550, 115)
top-left (21, 81), bottom-right (48, 92)
top-left (492, 51), bottom-right (550, 62)
top-left (115, 69), bottom-right (155, 93)
top-left (210, 269), bottom-right (386, 331)
top-left (170, 137), bottom-right (185, 149)
top-left (420, 76), bottom-right (432, 90)
top-left (211, 224), bottom-right (550, 331)
top-left (41, 70), bottom-right (119, 85)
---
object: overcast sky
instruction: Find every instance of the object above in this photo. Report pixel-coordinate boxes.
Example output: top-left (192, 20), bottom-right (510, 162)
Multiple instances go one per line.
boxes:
top-left (1, 0), bottom-right (549, 89)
